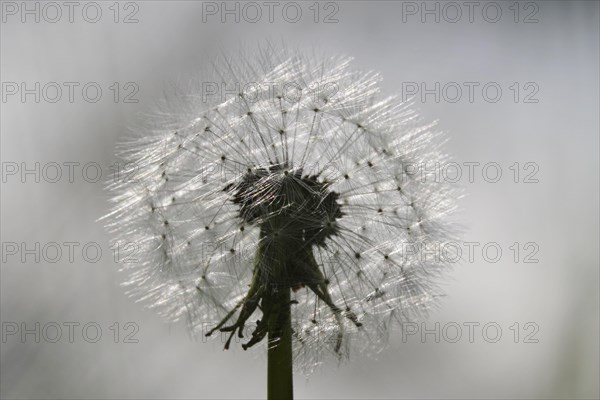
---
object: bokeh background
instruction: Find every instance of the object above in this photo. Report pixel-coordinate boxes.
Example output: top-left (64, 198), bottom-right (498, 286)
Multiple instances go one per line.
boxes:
top-left (1, 1), bottom-right (598, 399)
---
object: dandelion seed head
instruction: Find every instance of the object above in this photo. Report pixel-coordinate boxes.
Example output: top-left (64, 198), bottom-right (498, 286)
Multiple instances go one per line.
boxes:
top-left (105, 46), bottom-right (459, 373)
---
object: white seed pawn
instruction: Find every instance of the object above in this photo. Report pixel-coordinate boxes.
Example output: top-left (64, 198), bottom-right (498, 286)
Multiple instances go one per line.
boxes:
top-left (105, 48), bottom-right (459, 373)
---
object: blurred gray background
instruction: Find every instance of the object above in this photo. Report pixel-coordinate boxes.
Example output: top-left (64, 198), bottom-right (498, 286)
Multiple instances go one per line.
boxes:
top-left (1, 1), bottom-right (598, 399)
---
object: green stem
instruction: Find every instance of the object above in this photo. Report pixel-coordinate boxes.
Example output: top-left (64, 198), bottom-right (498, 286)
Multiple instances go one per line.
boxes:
top-left (267, 287), bottom-right (293, 400)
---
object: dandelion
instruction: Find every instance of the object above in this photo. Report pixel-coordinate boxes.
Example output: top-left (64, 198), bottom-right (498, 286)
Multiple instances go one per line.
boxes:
top-left (105, 47), bottom-right (459, 399)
